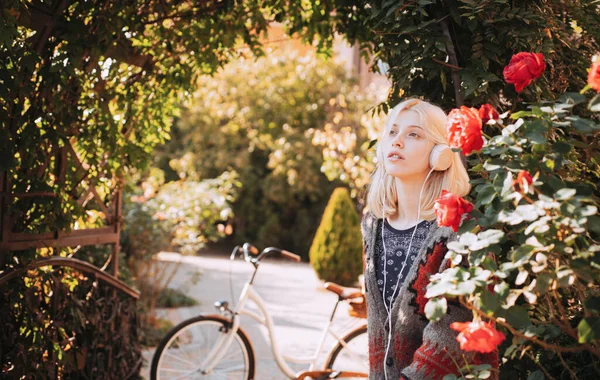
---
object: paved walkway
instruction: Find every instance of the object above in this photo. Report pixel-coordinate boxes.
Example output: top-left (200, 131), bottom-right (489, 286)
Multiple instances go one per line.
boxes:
top-left (140, 250), bottom-right (366, 379)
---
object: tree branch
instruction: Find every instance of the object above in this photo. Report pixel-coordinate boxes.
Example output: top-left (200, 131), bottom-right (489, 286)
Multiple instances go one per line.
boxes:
top-left (431, 57), bottom-right (463, 71)
top-left (438, 16), bottom-right (464, 107)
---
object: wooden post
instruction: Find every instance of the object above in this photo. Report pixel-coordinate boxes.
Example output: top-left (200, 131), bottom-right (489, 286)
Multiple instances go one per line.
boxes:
top-left (0, 172), bottom-right (8, 267)
top-left (112, 189), bottom-right (122, 278)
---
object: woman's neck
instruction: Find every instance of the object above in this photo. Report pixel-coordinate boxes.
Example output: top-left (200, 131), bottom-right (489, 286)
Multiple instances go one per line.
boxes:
top-left (388, 176), bottom-right (428, 229)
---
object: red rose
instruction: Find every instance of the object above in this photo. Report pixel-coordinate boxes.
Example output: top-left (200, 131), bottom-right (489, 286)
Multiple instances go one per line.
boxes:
top-left (503, 52), bottom-right (546, 93)
top-left (478, 104), bottom-right (500, 124)
top-left (512, 170), bottom-right (533, 192)
top-left (434, 190), bottom-right (473, 232)
top-left (450, 320), bottom-right (506, 354)
top-left (446, 106), bottom-right (484, 156)
top-left (588, 61), bottom-right (600, 92)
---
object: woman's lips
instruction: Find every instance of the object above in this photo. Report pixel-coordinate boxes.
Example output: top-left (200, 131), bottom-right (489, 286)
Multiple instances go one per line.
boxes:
top-left (387, 152), bottom-right (405, 161)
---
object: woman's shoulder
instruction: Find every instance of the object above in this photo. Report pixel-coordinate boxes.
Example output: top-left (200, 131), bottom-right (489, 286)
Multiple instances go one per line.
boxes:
top-left (360, 211), bottom-right (381, 242)
top-left (360, 210), bottom-right (379, 232)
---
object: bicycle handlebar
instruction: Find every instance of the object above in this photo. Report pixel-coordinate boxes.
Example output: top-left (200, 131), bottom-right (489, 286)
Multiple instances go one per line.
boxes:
top-left (280, 249), bottom-right (301, 262)
top-left (230, 243), bottom-right (301, 263)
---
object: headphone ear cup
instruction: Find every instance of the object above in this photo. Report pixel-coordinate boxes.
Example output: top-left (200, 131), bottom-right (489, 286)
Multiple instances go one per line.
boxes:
top-left (429, 144), bottom-right (453, 171)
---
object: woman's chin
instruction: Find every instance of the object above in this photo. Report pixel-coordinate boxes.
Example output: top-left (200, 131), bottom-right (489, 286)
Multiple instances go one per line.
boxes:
top-left (386, 170), bottom-right (409, 179)
top-left (385, 169), bottom-right (427, 181)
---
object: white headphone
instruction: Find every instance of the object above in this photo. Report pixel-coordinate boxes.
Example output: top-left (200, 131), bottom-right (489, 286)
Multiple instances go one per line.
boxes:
top-left (381, 143), bottom-right (452, 380)
top-left (429, 144), bottom-right (453, 171)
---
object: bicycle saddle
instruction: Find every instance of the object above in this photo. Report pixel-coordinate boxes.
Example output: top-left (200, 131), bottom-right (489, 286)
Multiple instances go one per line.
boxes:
top-left (324, 282), bottom-right (363, 300)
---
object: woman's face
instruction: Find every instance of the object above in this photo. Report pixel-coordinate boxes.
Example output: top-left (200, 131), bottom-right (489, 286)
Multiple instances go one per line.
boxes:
top-left (382, 110), bottom-right (435, 181)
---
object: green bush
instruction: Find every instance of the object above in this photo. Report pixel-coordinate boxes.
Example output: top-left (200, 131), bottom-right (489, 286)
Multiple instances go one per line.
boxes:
top-left (157, 51), bottom-right (380, 256)
top-left (309, 188), bottom-right (362, 287)
top-left (156, 287), bottom-right (199, 308)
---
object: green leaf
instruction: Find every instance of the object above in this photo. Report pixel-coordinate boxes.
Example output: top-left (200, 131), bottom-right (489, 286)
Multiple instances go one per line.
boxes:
top-left (506, 305), bottom-right (532, 329)
top-left (443, 375), bottom-right (458, 380)
top-left (552, 141), bottom-right (572, 154)
top-left (452, 280), bottom-right (477, 296)
top-left (579, 205), bottom-right (598, 217)
top-left (523, 120), bottom-right (547, 144)
top-left (556, 188), bottom-right (576, 200)
top-left (494, 282), bottom-right (510, 297)
top-left (584, 296), bottom-right (600, 313)
top-left (458, 219), bottom-right (478, 234)
top-left (578, 317), bottom-right (600, 343)
top-left (547, 176), bottom-right (566, 190)
top-left (534, 273), bottom-right (553, 295)
top-left (511, 245), bottom-right (535, 263)
top-left (479, 290), bottom-right (499, 315)
top-left (476, 184), bottom-right (496, 206)
top-left (566, 116), bottom-right (600, 133)
top-left (558, 92), bottom-right (586, 105)
top-left (425, 297), bottom-right (448, 322)
top-left (589, 94), bottom-right (600, 112)
top-left (478, 229), bottom-right (504, 242)
top-left (527, 370), bottom-right (545, 380)
top-left (588, 216), bottom-right (600, 233)
top-left (368, 138), bottom-right (378, 150)
top-left (511, 110), bottom-right (535, 119)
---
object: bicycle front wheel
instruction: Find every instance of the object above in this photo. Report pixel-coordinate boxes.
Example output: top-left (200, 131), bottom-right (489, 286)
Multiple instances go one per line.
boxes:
top-left (150, 314), bottom-right (255, 380)
top-left (325, 325), bottom-right (368, 376)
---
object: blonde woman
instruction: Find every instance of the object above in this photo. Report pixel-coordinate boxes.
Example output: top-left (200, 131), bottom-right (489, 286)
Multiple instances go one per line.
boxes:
top-left (362, 99), bottom-right (498, 379)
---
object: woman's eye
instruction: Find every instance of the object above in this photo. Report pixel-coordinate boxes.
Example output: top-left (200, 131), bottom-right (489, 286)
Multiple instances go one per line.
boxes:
top-left (389, 130), bottom-right (397, 135)
top-left (409, 133), bottom-right (419, 137)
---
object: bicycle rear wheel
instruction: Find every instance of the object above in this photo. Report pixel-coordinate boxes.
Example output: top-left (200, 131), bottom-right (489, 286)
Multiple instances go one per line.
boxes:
top-left (324, 325), bottom-right (368, 376)
top-left (151, 314), bottom-right (255, 380)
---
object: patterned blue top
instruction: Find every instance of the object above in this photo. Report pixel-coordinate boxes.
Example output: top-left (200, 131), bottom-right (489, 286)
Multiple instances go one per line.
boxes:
top-left (374, 219), bottom-right (432, 306)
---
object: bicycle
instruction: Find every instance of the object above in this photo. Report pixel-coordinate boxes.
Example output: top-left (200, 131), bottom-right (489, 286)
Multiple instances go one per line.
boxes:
top-left (150, 243), bottom-right (369, 380)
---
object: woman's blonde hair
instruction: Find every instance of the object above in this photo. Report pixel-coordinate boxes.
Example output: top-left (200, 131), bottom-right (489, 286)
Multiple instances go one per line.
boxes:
top-left (366, 98), bottom-right (470, 220)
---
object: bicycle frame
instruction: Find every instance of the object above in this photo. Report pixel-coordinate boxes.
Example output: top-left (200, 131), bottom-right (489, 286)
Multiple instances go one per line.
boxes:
top-left (200, 281), bottom-right (367, 379)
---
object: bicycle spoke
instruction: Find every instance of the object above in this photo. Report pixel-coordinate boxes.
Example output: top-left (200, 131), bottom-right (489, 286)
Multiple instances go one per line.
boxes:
top-left (162, 351), bottom-right (197, 368)
top-left (169, 370), bottom-right (201, 380)
top-left (153, 319), bottom-right (251, 380)
top-left (159, 368), bottom-right (198, 374)
top-left (213, 364), bottom-right (246, 373)
top-left (219, 348), bottom-right (243, 361)
top-left (327, 326), bottom-right (369, 377)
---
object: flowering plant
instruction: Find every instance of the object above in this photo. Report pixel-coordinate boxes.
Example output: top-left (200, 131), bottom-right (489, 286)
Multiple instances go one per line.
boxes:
top-left (426, 58), bottom-right (600, 379)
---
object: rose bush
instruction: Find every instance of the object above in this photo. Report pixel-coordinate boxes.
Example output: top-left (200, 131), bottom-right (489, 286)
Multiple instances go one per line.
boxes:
top-left (425, 58), bottom-right (600, 379)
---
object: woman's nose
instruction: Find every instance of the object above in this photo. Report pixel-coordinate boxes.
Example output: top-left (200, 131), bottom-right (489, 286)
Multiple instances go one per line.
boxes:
top-left (392, 135), bottom-right (404, 148)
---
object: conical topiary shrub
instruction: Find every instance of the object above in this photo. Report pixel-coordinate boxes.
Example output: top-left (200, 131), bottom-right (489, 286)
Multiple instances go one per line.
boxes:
top-left (309, 187), bottom-right (363, 286)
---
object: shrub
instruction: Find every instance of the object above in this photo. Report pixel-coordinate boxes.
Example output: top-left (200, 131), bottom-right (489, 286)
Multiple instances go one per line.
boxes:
top-left (425, 59), bottom-right (600, 378)
top-left (309, 188), bottom-right (363, 286)
top-left (158, 51), bottom-right (380, 255)
top-left (156, 287), bottom-right (199, 308)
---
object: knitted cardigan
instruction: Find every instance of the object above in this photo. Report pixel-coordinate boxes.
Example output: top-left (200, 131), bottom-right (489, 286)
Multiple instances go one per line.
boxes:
top-left (361, 213), bottom-right (499, 380)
